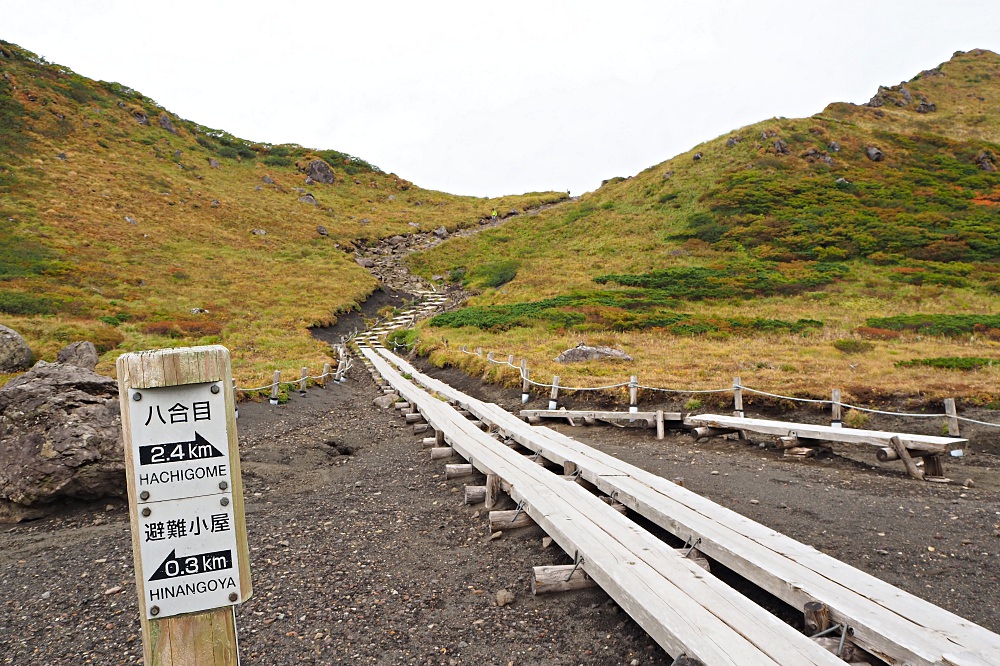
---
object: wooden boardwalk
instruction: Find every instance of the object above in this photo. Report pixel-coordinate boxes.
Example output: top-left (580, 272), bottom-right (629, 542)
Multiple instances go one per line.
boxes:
top-left (368, 346), bottom-right (1000, 666)
top-left (359, 345), bottom-right (842, 665)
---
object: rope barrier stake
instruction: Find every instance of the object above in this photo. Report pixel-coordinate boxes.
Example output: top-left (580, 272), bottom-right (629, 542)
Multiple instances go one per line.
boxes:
top-left (549, 376), bottom-right (560, 411)
top-left (831, 388), bottom-right (842, 428)
top-left (269, 370), bottom-right (281, 405)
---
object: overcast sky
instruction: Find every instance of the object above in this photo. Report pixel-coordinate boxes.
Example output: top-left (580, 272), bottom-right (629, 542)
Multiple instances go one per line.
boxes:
top-left (5, 1), bottom-right (999, 197)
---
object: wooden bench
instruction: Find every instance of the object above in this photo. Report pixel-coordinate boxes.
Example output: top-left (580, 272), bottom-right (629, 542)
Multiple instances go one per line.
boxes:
top-left (686, 414), bottom-right (966, 480)
top-left (375, 348), bottom-right (1000, 666)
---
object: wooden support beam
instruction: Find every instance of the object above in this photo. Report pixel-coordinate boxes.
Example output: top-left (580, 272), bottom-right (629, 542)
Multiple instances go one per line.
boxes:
top-left (890, 435), bottom-right (924, 480)
top-left (404, 412), bottom-right (425, 424)
top-left (421, 437), bottom-right (437, 448)
top-left (531, 565), bottom-right (597, 595)
top-left (549, 376), bottom-right (560, 411)
top-left (445, 464), bottom-right (475, 480)
top-left (413, 423), bottom-right (430, 434)
top-left (692, 426), bottom-right (738, 440)
top-left (777, 435), bottom-right (801, 449)
top-left (489, 508), bottom-right (536, 531)
top-left (429, 447), bottom-right (454, 460)
top-left (656, 410), bottom-right (665, 440)
top-left (875, 447), bottom-right (939, 462)
top-left (484, 474), bottom-right (502, 510)
top-left (465, 485), bottom-right (486, 504)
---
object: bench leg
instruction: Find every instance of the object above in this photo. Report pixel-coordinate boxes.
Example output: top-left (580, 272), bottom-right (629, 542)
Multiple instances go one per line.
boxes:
top-left (924, 455), bottom-right (945, 478)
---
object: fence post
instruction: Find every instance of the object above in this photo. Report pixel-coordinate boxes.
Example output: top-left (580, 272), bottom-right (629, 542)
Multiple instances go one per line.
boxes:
top-left (269, 370), bottom-right (281, 405)
top-left (299, 367), bottom-right (308, 395)
top-left (831, 388), bottom-right (842, 428)
top-left (732, 376), bottom-right (744, 418)
top-left (508, 354), bottom-right (515, 365)
top-left (487, 351), bottom-right (494, 362)
top-left (521, 360), bottom-right (530, 405)
top-left (322, 363), bottom-right (331, 388)
top-left (549, 376), bottom-right (560, 411)
top-left (629, 375), bottom-right (638, 414)
top-left (944, 398), bottom-right (960, 436)
top-left (232, 378), bottom-right (239, 419)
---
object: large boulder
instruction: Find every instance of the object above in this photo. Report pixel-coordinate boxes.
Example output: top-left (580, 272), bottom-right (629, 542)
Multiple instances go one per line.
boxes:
top-left (554, 344), bottom-right (633, 363)
top-left (0, 324), bottom-right (32, 372)
top-left (306, 159), bottom-right (336, 184)
top-left (56, 341), bottom-right (99, 370)
top-left (0, 361), bottom-right (125, 522)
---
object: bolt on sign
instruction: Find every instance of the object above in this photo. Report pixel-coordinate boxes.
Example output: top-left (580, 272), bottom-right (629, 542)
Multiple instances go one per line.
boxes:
top-left (117, 346), bottom-right (251, 665)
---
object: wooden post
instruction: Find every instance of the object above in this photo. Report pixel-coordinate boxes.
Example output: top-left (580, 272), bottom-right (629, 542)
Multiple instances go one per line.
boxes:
top-left (231, 378), bottom-right (238, 419)
top-left (435, 430), bottom-right (446, 446)
top-left (116, 346), bottom-right (251, 666)
top-left (732, 376), bottom-right (744, 417)
top-left (269, 370), bottom-right (281, 405)
top-left (656, 409), bottom-right (665, 440)
top-left (803, 601), bottom-right (830, 635)
top-left (412, 423), bottom-right (430, 434)
top-left (890, 435), bottom-right (924, 480)
top-left (321, 363), bottom-right (331, 388)
top-left (486, 351), bottom-right (494, 362)
top-left (298, 367), bottom-right (308, 395)
top-left (521, 360), bottom-right (530, 405)
top-left (334, 359), bottom-right (344, 383)
top-left (831, 389), bottom-right (842, 428)
top-left (944, 398), bottom-right (960, 437)
top-left (549, 376), bottom-right (560, 411)
top-left (485, 473), bottom-right (501, 510)
top-left (429, 447), bottom-right (454, 459)
top-left (629, 375), bottom-right (638, 414)
top-left (507, 354), bottom-right (514, 365)
top-left (476, 347), bottom-right (482, 356)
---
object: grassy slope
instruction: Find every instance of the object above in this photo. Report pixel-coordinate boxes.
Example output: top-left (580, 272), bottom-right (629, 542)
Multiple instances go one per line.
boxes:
top-left (0, 40), bottom-right (567, 386)
top-left (408, 49), bottom-right (1000, 406)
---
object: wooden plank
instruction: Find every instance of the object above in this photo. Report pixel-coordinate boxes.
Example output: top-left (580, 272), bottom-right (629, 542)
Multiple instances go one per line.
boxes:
top-left (687, 414), bottom-right (964, 452)
top-left (375, 349), bottom-right (1000, 666)
top-left (361, 348), bottom-right (841, 665)
top-left (520, 409), bottom-right (683, 427)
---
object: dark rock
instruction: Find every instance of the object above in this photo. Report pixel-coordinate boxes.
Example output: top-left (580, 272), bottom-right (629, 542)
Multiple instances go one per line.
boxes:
top-left (865, 146), bottom-right (884, 162)
top-left (692, 152), bottom-right (703, 161)
top-left (208, 157), bottom-right (220, 169)
top-left (356, 257), bottom-right (375, 268)
top-left (125, 215), bottom-right (137, 225)
top-left (0, 362), bottom-right (125, 520)
top-left (132, 110), bottom-right (149, 125)
top-left (297, 194), bottom-right (318, 205)
top-left (0, 325), bottom-right (32, 372)
top-left (306, 159), bottom-right (336, 184)
top-left (773, 139), bottom-right (789, 154)
top-left (251, 228), bottom-right (266, 235)
top-left (304, 176), bottom-right (315, 186)
top-left (388, 235), bottom-right (407, 248)
top-left (173, 149), bottom-right (181, 159)
top-left (432, 226), bottom-right (449, 239)
top-left (55, 152), bottom-right (67, 161)
top-left (317, 225), bottom-right (329, 236)
top-left (916, 100), bottom-right (936, 113)
top-left (977, 152), bottom-right (996, 172)
top-left (554, 344), bottom-right (633, 364)
top-left (726, 136), bottom-right (741, 147)
top-left (387, 195), bottom-right (396, 201)
top-left (56, 341), bottom-right (99, 371)
top-left (828, 141), bottom-right (841, 152)
top-left (262, 175), bottom-right (275, 185)
top-left (662, 170), bottom-right (674, 180)
top-left (158, 113), bottom-right (178, 135)
top-left (211, 199), bottom-right (220, 207)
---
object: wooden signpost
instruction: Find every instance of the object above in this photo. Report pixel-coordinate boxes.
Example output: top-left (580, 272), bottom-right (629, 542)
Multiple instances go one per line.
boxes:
top-left (117, 345), bottom-right (252, 666)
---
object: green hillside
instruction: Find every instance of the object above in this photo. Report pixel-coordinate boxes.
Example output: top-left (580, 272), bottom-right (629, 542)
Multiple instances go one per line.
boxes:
top-left (408, 49), bottom-right (1000, 405)
top-left (0, 40), bottom-right (566, 385)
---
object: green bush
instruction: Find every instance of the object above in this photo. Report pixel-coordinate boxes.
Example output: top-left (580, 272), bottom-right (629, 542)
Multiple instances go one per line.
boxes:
top-left (469, 260), bottom-right (519, 289)
top-left (896, 357), bottom-right (995, 371)
top-left (866, 314), bottom-right (1000, 337)
top-left (833, 339), bottom-right (874, 354)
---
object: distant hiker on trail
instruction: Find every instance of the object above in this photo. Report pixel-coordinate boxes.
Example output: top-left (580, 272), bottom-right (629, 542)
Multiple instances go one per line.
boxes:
top-left (491, 208), bottom-right (498, 222)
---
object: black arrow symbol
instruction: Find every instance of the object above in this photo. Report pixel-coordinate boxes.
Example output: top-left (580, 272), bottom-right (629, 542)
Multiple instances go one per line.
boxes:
top-left (138, 432), bottom-right (224, 466)
top-left (149, 549), bottom-right (233, 581)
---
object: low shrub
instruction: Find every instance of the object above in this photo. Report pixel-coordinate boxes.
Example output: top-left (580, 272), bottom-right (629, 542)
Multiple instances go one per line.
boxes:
top-left (142, 319), bottom-right (223, 338)
top-left (0, 291), bottom-right (60, 315)
top-left (833, 339), bottom-right (874, 354)
top-left (866, 314), bottom-right (1000, 337)
top-left (896, 357), bottom-right (995, 371)
top-left (854, 326), bottom-right (901, 340)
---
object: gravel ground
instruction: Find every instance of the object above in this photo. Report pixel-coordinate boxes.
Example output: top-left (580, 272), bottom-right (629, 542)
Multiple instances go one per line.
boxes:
top-left (3, 357), bottom-right (1000, 665)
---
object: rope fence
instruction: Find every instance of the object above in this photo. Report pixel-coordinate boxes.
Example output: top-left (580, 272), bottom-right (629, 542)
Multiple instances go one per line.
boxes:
top-left (454, 346), bottom-right (1000, 430)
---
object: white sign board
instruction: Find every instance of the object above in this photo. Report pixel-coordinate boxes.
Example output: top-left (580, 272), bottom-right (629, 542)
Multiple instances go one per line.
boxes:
top-left (126, 381), bottom-right (242, 618)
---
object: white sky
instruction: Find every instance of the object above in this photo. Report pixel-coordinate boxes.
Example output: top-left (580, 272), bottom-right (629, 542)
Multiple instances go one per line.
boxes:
top-left (5, 1), bottom-right (999, 197)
